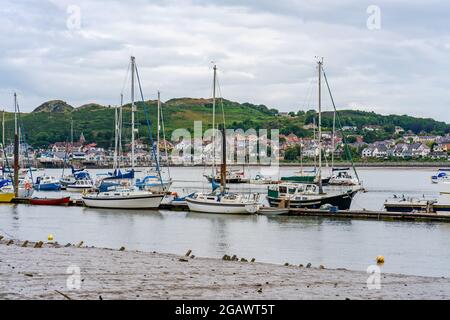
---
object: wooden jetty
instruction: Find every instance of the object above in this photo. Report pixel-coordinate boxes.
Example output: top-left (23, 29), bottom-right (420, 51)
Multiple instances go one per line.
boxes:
top-left (8, 197), bottom-right (450, 223)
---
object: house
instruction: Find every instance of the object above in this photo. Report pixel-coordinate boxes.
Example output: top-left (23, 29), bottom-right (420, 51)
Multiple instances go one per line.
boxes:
top-left (403, 134), bottom-right (420, 143)
top-left (342, 126), bottom-right (357, 131)
top-left (372, 145), bottom-right (388, 158)
top-left (417, 136), bottom-right (439, 144)
top-left (428, 151), bottom-right (448, 160)
top-left (362, 147), bottom-right (373, 158)
top-left (409, 143), bottom-right (431, 157)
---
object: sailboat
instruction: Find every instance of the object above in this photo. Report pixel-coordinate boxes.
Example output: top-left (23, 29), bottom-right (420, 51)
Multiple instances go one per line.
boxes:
top-left (268, 59), bottom-right (361, 210)
top-left (82, 56), bottom-right (164, 209)
top-left (0, 93), bottom-right (33, 202)
top-left (186, 65), bottom-right (260, 214)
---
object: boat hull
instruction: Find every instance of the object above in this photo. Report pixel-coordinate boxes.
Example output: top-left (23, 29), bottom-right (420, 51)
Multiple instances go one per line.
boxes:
top-left (204, 176), bottom-right (249, 184)
top-left (82, 194), bottom-right (164, 209)
top-left (267, 190), bottom-right (358, 210)
top-left (34, 183), bottom-right (61, 191)
top-left (0, 193), bottom-right (15, 203)
top-left (186, 197), bottom-right (258, 214)
top-left (30, 197), bottom-right (71, 206)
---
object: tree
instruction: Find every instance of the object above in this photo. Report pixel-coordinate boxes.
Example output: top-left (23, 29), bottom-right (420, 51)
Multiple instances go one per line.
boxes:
top-left (284, 145), bottom-right (300, 161)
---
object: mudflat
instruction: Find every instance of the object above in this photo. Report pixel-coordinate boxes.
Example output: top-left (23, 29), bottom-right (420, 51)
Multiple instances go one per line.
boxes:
top-left (1, 241), bottom-right (449, 300)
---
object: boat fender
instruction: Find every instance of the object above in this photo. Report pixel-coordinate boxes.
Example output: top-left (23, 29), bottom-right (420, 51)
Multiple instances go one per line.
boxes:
top-left (376, 255), bottom-right (385, 264)
top-left (24, 182), bottom-right (32, 190)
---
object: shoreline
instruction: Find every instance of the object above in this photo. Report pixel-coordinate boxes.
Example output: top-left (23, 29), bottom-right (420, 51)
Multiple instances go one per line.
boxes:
top-left (1, 239), bottom-right (450, 300)
top-left (33, 162), bottom-right (449, 169)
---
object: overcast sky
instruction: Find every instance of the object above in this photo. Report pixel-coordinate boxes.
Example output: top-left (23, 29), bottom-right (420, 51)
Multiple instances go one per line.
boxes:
top-left (0, 0), bottom-right (449, 121)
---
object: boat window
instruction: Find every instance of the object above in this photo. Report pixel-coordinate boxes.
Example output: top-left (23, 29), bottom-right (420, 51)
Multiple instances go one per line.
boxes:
top-left (279, 186), bottom-right (287, 193)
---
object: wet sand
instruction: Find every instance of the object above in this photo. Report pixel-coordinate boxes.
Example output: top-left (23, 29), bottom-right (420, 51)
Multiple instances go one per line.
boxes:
top-left (1, 240), bottom-right (450, 300)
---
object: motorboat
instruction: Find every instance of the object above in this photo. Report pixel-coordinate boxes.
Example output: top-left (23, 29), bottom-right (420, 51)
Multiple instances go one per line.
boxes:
top-left (66, 178), bottom-right (95, 192)
top-left (328, 168), bottom-right (360, 186)
top-left (34, 175), bottom-right (61, 191)
top-left (267, 182), bottom-right (360, 210)
top-left (431, 169), bottom-right (450, 184)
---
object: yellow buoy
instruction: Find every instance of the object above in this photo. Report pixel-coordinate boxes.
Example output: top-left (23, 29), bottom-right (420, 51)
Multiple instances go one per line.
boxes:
top-left (48, 234), bottom-right (54, 241)
top-left (376, 255), bottom-right (385, 264)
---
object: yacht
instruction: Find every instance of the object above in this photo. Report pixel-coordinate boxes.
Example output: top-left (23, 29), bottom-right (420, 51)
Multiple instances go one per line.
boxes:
top-left (186, 65), bottom-right (259, 214)
top-left (82, 186), bottom-right (164, 209)
top-left (186, 190), bottom-right (259, 214)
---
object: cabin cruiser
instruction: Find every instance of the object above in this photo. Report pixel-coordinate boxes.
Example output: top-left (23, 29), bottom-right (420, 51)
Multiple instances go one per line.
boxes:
top-left (267, 182), bottom-right (360, 210)
top-left (60, 167), bottom-right (91, 189)
top-left (431, 169), bottom-right (450, 184)
top-left (34, 175), bottom-right (61, 191)
top-left (328, 168), bottom-right (359, 186)
top-left (66, 178), bottom-right (95, 192)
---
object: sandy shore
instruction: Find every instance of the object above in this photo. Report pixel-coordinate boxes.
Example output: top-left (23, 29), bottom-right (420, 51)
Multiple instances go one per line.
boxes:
top-left (1, 239), bottom-right (450, 300)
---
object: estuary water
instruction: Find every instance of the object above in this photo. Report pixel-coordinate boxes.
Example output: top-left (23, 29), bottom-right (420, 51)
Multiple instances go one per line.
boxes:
top-left (1, 167), bottom-right (450, 277)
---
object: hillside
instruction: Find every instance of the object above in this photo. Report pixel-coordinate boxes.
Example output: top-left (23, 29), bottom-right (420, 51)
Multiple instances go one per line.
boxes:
top-left (1, 98), bottom-right (449, 148)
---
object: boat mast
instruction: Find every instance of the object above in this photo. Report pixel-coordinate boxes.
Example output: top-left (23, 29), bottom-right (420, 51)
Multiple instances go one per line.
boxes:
top-left (317, 58), bottom-right (323, 193)
top-left (212, 64), bottom-right (217, 180)
top-left (157, 91), bottom-right (161, 162)
top-left (331, 108), bottom-right (336, 170)
top-left (1, 110), bottom-right (4, 168)
top-left (114, 101), bottom-right (118, 171)
top-left (131, 56), bottom-right (136, 169)
top-left (13, 93), bottom-right (19, 197)
top-left (220, 126), bottom-right (226, 193)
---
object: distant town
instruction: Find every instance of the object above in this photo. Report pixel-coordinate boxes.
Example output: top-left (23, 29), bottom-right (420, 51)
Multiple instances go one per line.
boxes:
top-left (2, 123), bottom-right (449, 168)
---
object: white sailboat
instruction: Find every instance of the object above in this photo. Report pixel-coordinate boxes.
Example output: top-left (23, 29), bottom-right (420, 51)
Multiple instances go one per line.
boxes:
top-left (82, 56), bottom-right (164, 209)
top-left (186, 65), bottom-right (260, 214)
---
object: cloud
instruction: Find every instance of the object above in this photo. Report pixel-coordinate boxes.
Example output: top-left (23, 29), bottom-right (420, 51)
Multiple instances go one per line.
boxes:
top-left (0, 0), bottom-right (449, 122)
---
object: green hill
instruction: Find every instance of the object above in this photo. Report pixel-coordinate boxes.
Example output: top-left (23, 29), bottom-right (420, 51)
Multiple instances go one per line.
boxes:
top-left (1, 98), bottom-right (449, 148)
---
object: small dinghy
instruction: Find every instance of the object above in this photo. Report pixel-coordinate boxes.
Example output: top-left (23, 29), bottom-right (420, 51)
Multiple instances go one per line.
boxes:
top-left (30, 196), bottom-right (71, 206)
top-left (257, 206), bottom-right (289, 215)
